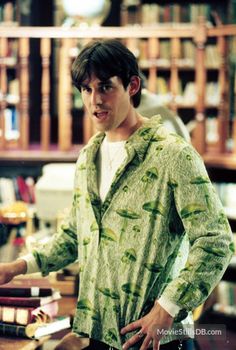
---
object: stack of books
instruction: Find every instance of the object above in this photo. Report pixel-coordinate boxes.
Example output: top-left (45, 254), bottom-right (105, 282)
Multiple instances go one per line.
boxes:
top-left (0, 277), bottom-right (71, 339)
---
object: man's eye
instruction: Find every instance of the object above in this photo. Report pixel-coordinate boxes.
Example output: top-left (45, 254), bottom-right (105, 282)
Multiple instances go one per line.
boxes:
top-left (81, 87), bottom-right (91, 93)
top-left (100, 85), bottom-right (112, 93)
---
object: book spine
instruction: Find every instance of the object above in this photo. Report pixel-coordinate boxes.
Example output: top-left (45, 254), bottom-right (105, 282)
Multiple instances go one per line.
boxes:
top-left (0, 322), bottom-right (28, 338)
top-left (0, 305), bottom-right (34, 325)
top-left (0, 296), bottom-right (40, 307)
top-left (0, 288), bottom-right (52, 297)
top-left (0, 289), bottom-right (30, 297)
top-left (16, 176), bottom-right (31, 203)
top-left (0, 301), bottom-right (58, 325)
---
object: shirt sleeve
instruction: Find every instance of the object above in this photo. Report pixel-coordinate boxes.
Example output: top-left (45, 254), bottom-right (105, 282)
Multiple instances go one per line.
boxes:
top-left (161, 144), bottom-right (234, 315)
top-left (32, 202), bottom-right (78, 276)
top-left (18, 254), bottom-right (41, 274)
top-left (157, 295), bottom-right (180, 317)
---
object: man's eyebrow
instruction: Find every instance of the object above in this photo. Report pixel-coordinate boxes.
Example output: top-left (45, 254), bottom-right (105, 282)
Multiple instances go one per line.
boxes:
top-left (80, 82), bottom-right (90, 88)
top-left (80, 79), bottom-right (113, 87)
top-left (98, 79), bottom-right (113, 85)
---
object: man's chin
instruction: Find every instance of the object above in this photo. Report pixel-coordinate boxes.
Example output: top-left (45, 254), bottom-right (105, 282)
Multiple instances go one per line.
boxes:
top-left (92, 119), bottom-right (111, 130)
top-left (94, 124), bottom-right (110, 133)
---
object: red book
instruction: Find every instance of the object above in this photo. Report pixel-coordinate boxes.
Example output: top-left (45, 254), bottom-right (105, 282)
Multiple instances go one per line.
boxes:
top-left (16, 176), bottom-right (31, 203)
top-left (0, 289), bottom-right (61, 307)
top-left (0, 300), bottom-right (59, 326)
top-left (163, 5), bottom-right (171, 22)
top-left (0, 278), bottom-right (53, 297)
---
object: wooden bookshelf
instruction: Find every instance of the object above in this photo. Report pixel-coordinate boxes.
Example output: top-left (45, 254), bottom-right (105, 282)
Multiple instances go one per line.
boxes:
top-left (203, 152), bottom-right (236, 169)
top-left (120, 1), bottom-right (233, 26)
top-left (0, 23), bottom-right (236, 157)
top-left (0, 148), bottom-right (80, 163)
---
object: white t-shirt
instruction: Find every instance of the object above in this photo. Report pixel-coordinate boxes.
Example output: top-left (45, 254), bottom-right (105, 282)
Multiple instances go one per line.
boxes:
top-left (97, 136), bottom-right (127, 202)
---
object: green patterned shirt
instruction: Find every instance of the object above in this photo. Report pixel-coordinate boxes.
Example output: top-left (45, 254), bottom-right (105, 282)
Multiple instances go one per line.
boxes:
top-left (33, 115), bottom-right (234, 349)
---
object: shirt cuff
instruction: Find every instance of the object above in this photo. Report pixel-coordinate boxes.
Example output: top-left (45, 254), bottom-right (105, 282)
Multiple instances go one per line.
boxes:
top-left (18, 253), bottom-right (41, 274)
top-left (157, 295), bottom-right (181, 318)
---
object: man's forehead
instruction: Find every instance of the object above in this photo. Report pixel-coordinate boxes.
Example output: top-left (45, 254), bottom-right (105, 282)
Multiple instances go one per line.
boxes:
top-left (81, 75), bottom-right (119, 86)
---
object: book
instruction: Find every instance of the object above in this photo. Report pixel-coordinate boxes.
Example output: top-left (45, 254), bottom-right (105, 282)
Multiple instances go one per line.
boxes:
top-left (172, 4), bottom-right (181, 23)
top-left (0, 289), bottom-right (61, 307)
top-left (0, 316), bottom-right (71, 339)
top-left (0, 177), bottom-right (16, 205)
top-left (0, 300), bottom-right (59, 326)
top-left (0, 278), bottom-right (53, 297)
top-left (16, 176), bottom-right (31, 203)
top-left (49, 278), bottom-right (76, 296)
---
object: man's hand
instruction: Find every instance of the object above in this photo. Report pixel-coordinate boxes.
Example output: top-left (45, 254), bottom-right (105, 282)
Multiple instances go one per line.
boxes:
top-left (120, 301), bottom-right (174, 350)
top-left (0, 259), bottom-right (27, 285)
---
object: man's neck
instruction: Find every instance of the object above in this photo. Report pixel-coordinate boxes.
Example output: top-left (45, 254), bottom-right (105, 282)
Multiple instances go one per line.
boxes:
top-left (105, 114), bottom-right (148, 142)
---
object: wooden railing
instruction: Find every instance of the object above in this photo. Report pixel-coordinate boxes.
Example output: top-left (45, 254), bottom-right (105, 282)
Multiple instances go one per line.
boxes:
top-left (0, 23), bottom-right (236, 160)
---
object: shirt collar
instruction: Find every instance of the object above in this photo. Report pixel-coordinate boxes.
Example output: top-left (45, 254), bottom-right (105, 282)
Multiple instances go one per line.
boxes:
top-left (125, 115), bottom-right (163, 162)
top-left (85, 115), bottom-right (163, 162)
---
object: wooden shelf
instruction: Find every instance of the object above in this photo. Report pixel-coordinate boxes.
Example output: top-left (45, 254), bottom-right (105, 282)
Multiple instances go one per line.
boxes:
top-left (206, 65), bottom-right (221, 70)
top-left (0, 23), bottom-right (235, 155)
top-left (4, 56), bottom-right (17, 67)
top-left (140, 59), bottom-right (206, 71)
top-left (0, 25), bottom-right (198, 40)
top-left (139, 61), bottom-right (171, 70)
top-left (0, 336), bottom-right (50, 350)
top-left (205, 104), bottom-right (219, 109)
top-left (203, 153), bottom-right (236, 170)
top-left (176, 103), bottom-right (196, 109)
top-left (140, 62), bottom-right (197, 71)
top-left (0, 145), bottom-right (82, 163)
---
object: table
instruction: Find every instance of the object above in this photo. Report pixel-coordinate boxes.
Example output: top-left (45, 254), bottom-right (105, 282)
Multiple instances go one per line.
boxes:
top-left (0, 336), bottom-right (49, 350)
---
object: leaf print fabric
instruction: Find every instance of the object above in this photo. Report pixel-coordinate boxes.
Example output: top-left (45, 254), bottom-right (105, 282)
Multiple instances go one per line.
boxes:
top-left (32, 116), bottom-right (234, 349)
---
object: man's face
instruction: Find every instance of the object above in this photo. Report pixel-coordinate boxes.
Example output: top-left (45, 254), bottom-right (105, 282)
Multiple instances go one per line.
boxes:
top-left (80, 74), bottom-right (132, 134)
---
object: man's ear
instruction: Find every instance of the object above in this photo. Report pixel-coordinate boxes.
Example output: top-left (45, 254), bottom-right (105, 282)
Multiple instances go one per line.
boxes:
top-left (129, 76), bottom-right (141, 96)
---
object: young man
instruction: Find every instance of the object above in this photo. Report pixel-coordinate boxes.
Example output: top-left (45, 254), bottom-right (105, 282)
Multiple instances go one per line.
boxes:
top-left (0, 40), bottom-right (233, 350)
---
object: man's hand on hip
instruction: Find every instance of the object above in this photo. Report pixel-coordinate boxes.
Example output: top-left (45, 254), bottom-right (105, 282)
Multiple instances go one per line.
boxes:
top-left (120, 301), bottom-right (174, 350)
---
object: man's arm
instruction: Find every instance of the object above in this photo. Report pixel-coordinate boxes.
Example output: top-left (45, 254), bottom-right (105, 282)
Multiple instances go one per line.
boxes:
top-left (161, 145), bottom-right (234, 315)
top-left (0, 206), bottom-right (78, 284)
top-left (32, 212), bottom-right (78, 276)
top-left (0, 259), bottom-right (27, 285)
top-left (121, 144), bottom-right (234, 350)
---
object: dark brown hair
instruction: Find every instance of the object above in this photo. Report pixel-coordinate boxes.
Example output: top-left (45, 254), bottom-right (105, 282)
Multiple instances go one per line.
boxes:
top-left (71, 39), bottom-right (142, 108)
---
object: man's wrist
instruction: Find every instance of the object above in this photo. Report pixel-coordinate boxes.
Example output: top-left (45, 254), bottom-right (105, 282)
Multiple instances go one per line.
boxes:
top-left (157, 295), bottom-right (180, 318)
top-left (156, 296), bottom-right (188, 322)
top-left (12, 259), bottom-right (27, 277)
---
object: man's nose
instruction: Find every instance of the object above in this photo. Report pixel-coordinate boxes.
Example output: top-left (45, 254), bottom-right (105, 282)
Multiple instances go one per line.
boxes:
top-left (91, 90), bottom-right (102, 105)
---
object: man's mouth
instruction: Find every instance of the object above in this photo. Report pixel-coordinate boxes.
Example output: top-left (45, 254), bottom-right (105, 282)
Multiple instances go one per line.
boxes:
top-left (93, 111), bottom-right (109, 121)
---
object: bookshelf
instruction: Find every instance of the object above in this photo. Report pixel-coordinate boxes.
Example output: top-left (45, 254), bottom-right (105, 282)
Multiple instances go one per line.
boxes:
top-left (120, 0), bottom-right (232, 26)
top-left (120, 1), bottom-right (236, 155)
top-left (0, 35), bottom-right (20, 150)
top-left (0, 16), bottom-right (236, 155)
top-left (55, 22), bottom-right (236, 156)
top-left (1, 25), bottom-right (236, 222)
top-left (200, 158), bottom-right (236, 326)
top-left (0, 24), bottom-right (235, 166)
